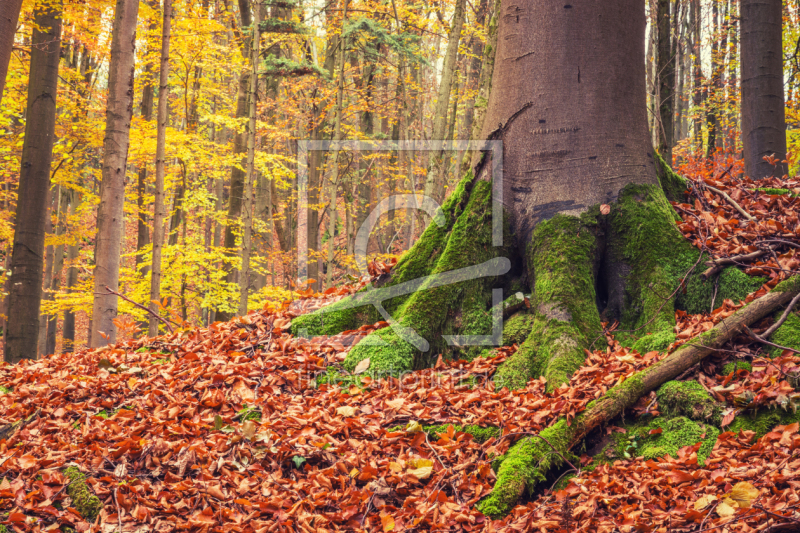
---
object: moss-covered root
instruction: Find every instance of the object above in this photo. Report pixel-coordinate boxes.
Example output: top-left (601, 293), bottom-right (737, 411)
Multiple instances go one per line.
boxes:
top-left (478, 419), bottom-right (576, 519)
top-left (657, 380), bottom-right (722, 425)
top-left (344, 179), bottom-right (512, 374)
top-left (494, 214), bottom-right (604, 392)
top-left (64, 466), bottom-right (103, 522)
top-left (655, 152), bottom-right (689, 202)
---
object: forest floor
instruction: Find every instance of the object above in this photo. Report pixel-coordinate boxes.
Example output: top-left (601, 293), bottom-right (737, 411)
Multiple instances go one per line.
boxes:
top-left (3, 161), bottom-right (800, 532)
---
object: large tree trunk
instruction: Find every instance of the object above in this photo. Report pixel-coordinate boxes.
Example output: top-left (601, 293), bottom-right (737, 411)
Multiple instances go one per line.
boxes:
top-left (148, 0), bottom-right (172, 337)
top-left (0, 0), bottom-right (24, 105)
top-left (4, 0), bottom-right (62, 364)
top-left (90, 0), bottom-right (139, 347)
top-left (741, 0), bottom-right (788, 178)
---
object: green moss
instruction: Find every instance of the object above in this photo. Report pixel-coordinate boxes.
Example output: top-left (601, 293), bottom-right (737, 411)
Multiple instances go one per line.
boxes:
top-left (0, 386), bottom-right (10, 394)
top-left (657, 380), bottom-right (722, 425)
top-left (753, 187), bottom-right (798, 197)
top-left (655, 153), bottom-right (689, 202)
top-left (237, 405), bottom-right (262, 422)
top-left (678, 264), bottom-right (765, 315)
top-left (478, 419), bottom-right (576, 519)
top-left (602, 416), bottom-right (718, 466)
top-left (773, 275), bottom-right (800, 294)
top-left (344, 180), bottom-right (512, 373)
top-left (769, 311), bottom-right (800, 355)
top-left (495, 213), bottom-right (602, 392)
top-left (631, 330), bottom-right (676, 354)
top-left (63, 466), bottom-right (103, 522)
top-left (722, 361), bottom-right (752, 375)
top-left (425, 424), bottom-right (500, 444)
top-left (728, 408), bottom-right (800, 440)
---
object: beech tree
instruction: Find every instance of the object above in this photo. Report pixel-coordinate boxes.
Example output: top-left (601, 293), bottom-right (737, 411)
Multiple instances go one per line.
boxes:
top-left (90, 0), bottom-right (140, 347)
top-left (4, 0), bottom-right (63, 363)
top-left (741, 0), bottom-right (788, 178)
top-left (290, 0), bottom-right (773, 515)
top-left (0, 0), bottom-right (23, 105)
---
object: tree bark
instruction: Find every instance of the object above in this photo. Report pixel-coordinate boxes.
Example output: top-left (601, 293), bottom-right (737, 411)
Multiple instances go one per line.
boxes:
top-left (4, 0), bottom-right (62, 363)
top-left (691, 0), bottom-right (703, 152)
top-left (62, 191), bottom-right (80, 353)
top-left (656, 0), bottom-right (674, 163)
top-left (0, 0), bottom-right (24, 105)
top-left (741, 0), bottom-right (788, 178)
top-left (239, 2), bottom-right (259, 315)
top-left (478, 0), bottom-right (657, 246)
top-left (90, 0), bottom-right (140, 347)
top-left (148, 0), bottom-right (172, 337)
top-left (45, 186), bottom-right (70, 355)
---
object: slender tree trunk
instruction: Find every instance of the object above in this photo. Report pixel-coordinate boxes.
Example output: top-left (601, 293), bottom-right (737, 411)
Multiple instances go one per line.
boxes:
top-left (741, 0), bottom-right (788, 178)
top-left (90, 0), bottom-right (139, 347)
top-left (4, 0), bottom-right (62, 363)
top-left (45, 187), bottom-right (70, 355)
top-left (456, 0), bottom-right (489, 171)
top-left (692, 0), bottom-right (703, 152)
top-left (38, 185), bottom-right (56, 355)
top-left (239, 2), bottom-right (259, 315)
top-left (0, 0), bottom-right (24, 105)
top-left (656, 0), bottom-right (674, 163)
top-left (148, 0), bottom-right (172, 337)
top-left (62, 191), bottom-right (80, 353)
top-left (423, 0), bottom-right (466, 204)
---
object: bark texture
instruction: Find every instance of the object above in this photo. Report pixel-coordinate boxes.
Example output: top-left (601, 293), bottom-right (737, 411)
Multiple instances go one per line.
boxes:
top-left (91, 0), bottom-right (140, 347)
top-left (149, 0), bottom-right (173, 337)
top-left (657, 0), bottom-right (674, 163)
top-left (0, 0), bottom-right (24, 105)
top-left (5, 0), bottom-right (62, 363)
top-left (741, 0), bottom-right (788, 179)
top-left (477, 0), bottom-right (659, 246)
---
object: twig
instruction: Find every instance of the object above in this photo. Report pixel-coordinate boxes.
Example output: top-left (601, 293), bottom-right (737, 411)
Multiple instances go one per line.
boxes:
top-left (753, 503), bottom-right (800, 524)
top-left (702, 249), bottom-right (769, 280)
top-left (704, 183), bottom-right (756, 221)
top-left (114, 487), bottom-right (123, 532)
top-left (744, 326), bottom-right (800, 354)
top-left (96, 286), bottom-right (176, 333)
top-left (762, 291), bottom-right (800, 338)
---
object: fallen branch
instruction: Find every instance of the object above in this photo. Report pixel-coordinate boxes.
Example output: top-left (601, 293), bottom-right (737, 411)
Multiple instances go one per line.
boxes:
top-left (0, 408), bottom-right (41, 441)
top-left (96, 286), bottom-right (176, 333)
top-left (704, 183), bottom-right (756, 222)
top-left (478, 276), bottom-right (800, 518)
top-left (702, 249), bottom-right (769, 280)
top-left (745, 326), bottom-right (800, 355)
top-left (763, 290), bottom-right (800, 338)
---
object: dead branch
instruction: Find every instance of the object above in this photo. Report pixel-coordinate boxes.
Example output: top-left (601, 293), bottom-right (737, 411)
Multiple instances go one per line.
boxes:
top-left (704, 183), bottom-right (756, 222)
top-left (96, 286), bottom-right (176, 333)
top-left (702, 249), bottom-right (769, 280)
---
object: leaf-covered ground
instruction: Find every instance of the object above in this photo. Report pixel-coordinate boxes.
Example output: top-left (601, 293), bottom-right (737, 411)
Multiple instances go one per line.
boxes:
top-left (3, 166), bottom-right (800, 532)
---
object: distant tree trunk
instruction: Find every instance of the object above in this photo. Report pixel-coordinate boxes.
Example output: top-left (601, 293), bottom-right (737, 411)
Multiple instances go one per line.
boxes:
top-left (0, 0), bottom-right (24, 105)
top-left (38, 185), bottom-right (56, 355)
top-left (148, 0), bottom-right (172, 337)
top-left (61, 191), bottom-right (80, 353)
top-left (692, 0), bottom-right (703, 152)
top-left (136, 0), bottom-right (158, 277)
top-left (45, 187), bottom-right (70, 355)
top-left (706, 1), bottom-right (720, 157)
top-left (217, 0), bottom-right (252, 321)
top-left (239, 2), bottom-right (259, 315)
top-left (741, 0), bottom-right (788, 178)
top-left (423, 0), bottom-right (466, 204)
top-left (456, 0), bottom-right (489, 171)
top-left (4, 0), bottom-right (62, 364)
top-left (656, 0), bottom-right (675, 163)
top-left (90, 0), bottom-right (140, 347)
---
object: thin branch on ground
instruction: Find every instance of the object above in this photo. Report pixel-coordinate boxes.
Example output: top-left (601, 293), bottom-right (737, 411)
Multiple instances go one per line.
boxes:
top-left (703, 183), bottom-right (755, 222)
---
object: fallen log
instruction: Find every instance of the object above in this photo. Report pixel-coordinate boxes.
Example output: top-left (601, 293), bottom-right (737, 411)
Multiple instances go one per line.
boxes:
top-left (0, 408), bottom-right (40, 442)
top-left (478, 275), bottom-right (800, 518)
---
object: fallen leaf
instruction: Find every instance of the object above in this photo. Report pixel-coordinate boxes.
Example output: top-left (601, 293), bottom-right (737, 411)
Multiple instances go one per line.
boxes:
top-left (336, 406), bottom-right (357, 417)
top-left (730, 481), bottom-right (759, 508)
top-left (716, 497), bottom-right (738, 517)
top-left (693, 494), bottom-right (717, 510)
top-left (354, 358), bottom-right (371, 375)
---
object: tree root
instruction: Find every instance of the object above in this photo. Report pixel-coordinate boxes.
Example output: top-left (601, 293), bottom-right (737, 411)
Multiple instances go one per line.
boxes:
top-left (478, 275), bottom-right (800, 518)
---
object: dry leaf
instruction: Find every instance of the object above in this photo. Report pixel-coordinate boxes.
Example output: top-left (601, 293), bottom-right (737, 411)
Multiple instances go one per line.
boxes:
top-left (381, 512), bottom-right (395, 532)
top-left (730, 482), bottom-right (759, 509)
top-left (354, 358), bottom-right (371, 375)
top-left (405, 421), bottom-right (424, 433)
top-left (242, 420), bottom-right (257, 440)
top-left (600, 204), bottom-right (611, 215)
top-left (693, 494), bottom-right (717, 510)
top-left (336, 406), bottom-right (357, 417)
top-left (716, 497), bottom-right (738, 517)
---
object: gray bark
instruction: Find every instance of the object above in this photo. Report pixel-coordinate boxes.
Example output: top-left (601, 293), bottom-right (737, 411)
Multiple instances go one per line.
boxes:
top-left (741, 0), bottom-right (788, 178)
top-left (148, 0), bottom-right (172, 337)
top-left (90, 0), bottom-right (140, 347)
top-left (0, 0), bottom-right (24, 105)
